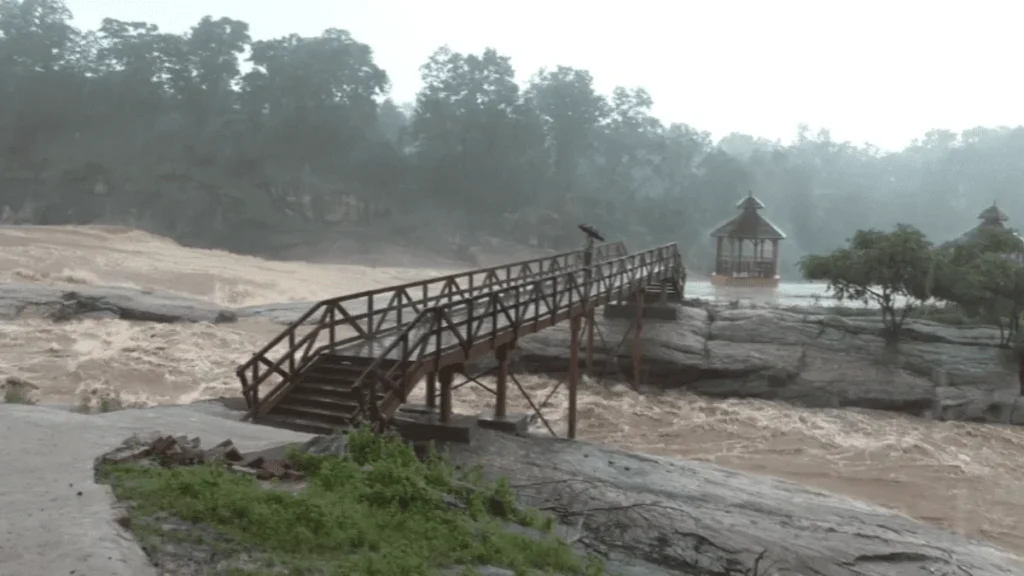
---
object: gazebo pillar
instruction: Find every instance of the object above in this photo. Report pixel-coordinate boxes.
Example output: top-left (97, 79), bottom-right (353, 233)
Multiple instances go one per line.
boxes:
top-left (770, 239), bottom-right (780, 277)
top-left (736, 238), bottom-right (743, 277)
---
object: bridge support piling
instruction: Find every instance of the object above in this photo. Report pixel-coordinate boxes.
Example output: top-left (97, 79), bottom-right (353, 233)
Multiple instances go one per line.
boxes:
top-left (438, 367), bottom-right (453, 423)
top-left (568, 315), bottom-right (581, 439)
top-left (494, 344), bottom-right (509, 419)
top-left (425, 372), bottom-right (437, 410)
top-left (633, 287), bottom-right (645, 389)
top-left (585, 314), bottom-right (595, 378)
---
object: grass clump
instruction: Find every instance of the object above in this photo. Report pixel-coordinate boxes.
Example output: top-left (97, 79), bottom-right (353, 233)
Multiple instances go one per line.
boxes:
top-left (100, 428), bottom-right (602, 576)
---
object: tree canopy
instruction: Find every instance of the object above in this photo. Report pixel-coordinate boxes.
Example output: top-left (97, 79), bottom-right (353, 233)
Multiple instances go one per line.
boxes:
top-left (800, 225), bottom-right (936, 339)
top-left (3, 0), bottom-right (1024, 265)
top-left (802, 224), bottom-right (1024, 344)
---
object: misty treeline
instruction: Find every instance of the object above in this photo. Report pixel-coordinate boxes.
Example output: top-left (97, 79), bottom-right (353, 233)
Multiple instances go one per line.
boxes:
top-left (2, 0), bottom-right (1024, 270)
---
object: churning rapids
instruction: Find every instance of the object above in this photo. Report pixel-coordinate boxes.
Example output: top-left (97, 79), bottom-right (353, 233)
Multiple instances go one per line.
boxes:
top-left (2, 224), bottom-right (1023, 559)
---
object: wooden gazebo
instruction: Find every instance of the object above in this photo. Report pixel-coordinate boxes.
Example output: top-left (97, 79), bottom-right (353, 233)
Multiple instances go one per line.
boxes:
top-left (709, 192), bottom-right (787, 288)
top-left (948, 202), bottom-right (1024, 264)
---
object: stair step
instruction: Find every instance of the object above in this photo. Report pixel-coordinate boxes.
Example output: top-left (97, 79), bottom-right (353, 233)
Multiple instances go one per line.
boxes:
top-left (280, 392), bottom-right (361, 413)
top-left (302, 365), bottom-right (368, 381)
top-left (257, 414), bottom-right (338, 436)
top-left (271, 404), bottom-right (359, 428)
top-left (319, 354), bottom-right (401, 368)
top-left (301, 362), bottom-right (404, 384)
top-left (294, 381), bottom-right (388, 402)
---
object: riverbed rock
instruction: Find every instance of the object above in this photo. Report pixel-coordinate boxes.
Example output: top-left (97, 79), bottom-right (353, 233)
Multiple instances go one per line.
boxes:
top-left (85, 419), bottom-right (1023, 576)
top-left (440, 427), bottom-right (1021, 576)
top-left (514, 303), bottom-right (1024, 427)
top-left (0, 283), bottom-right (236, 323)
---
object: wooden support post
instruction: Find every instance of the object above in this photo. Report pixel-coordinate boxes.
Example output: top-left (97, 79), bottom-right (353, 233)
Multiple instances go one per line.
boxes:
top-left (633, 288), bottom-right (644, 389)
top-left (438, 367), bottom-right (453, 423)
top-left (425, 372), bottom-right (437, 409)
top-left (495, 344), bottom-right (509, 419)
top-left (585, 314), bottom-right (595, 378)
top-left (568, 315), bottom-right (581, 439)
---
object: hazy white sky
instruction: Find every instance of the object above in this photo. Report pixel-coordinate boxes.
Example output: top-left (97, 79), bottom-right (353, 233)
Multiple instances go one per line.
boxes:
top-left (66, 0), bottom-right (1022, 151)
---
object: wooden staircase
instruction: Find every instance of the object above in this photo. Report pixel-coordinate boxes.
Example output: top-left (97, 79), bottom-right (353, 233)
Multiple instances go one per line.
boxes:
top-left (650, 278), bottom-right (685, 302)
top-left (256, 353), bottom-right (405, 435)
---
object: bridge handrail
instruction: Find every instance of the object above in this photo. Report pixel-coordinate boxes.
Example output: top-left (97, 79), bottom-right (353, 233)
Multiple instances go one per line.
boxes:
top-left (339, 244), bottom-right (682, 426)
top-left (237, 241), bottom-right (628, 407)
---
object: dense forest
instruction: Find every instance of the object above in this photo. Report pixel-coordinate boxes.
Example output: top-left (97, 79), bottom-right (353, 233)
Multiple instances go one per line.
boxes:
top-left (2, 0), bottom-right (1023, 274)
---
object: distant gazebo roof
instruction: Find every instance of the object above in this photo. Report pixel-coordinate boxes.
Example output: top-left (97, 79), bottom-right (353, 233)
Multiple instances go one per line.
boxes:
top-left (709, 191), bottom-right (787, 240)
top-left (977, 203), bottom-right (1009, 225)
top-left (950, 202), bottom-right (1023, 247)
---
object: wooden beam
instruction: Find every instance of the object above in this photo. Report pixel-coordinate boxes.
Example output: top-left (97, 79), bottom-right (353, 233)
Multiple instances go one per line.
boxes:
top-left (632, 288), bottom-right (644, 389)
top-left (568, 315), bottom-right (581, 439)
top-left (425, 372), bottom-right (436, 409)
top-left (439, 367), bottom-right (453, 423)
top-left (585, 314), bottom-right (595, 378)
top-left (495, 344), bottom-right (509, 419)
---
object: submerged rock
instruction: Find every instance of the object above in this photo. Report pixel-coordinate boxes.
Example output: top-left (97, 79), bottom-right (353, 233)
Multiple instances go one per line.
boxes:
top-left (0, 283), bottom-right (236, 323)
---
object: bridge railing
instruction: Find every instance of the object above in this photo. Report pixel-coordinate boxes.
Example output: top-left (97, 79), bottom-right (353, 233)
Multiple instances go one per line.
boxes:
top-left (345, 243), bottom-right (682, 426)
top-left (237, 241), bottom-right (627, 410)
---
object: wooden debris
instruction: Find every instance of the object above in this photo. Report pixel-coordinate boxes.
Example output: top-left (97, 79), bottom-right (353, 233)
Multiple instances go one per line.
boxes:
top-left (97, 433), bottom-right (304, 481)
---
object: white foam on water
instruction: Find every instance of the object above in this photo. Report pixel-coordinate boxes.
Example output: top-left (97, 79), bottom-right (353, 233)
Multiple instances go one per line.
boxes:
top-left (1, 224), bottom-right (1023, 557)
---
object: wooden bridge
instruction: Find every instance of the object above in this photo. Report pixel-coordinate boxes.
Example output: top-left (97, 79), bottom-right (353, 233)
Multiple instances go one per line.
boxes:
top-left (236, 241), bottom-right (684, 438)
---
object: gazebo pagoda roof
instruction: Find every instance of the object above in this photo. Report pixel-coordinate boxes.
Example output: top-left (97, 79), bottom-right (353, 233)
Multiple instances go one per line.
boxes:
top-left (709, 191), bottom-right (787, 240)
top-left (948, 202), bottom-right (1022, 247)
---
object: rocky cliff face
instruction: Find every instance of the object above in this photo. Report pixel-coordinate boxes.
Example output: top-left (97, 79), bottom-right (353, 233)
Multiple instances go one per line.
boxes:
top-left (514, 303), bottom-right (1024, 427)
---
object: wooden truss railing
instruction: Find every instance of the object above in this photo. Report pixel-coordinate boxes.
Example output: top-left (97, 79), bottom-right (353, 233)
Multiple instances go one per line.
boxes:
top-left (246, 243), bottom-right (683, 425)
top-left (237, 241), bottom-right (627, 412)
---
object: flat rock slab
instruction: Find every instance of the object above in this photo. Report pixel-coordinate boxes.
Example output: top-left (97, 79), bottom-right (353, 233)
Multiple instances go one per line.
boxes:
top-left (0, 403), bottom-right (311, 576)
top-left (441, 427), bottom-right (1023, 576)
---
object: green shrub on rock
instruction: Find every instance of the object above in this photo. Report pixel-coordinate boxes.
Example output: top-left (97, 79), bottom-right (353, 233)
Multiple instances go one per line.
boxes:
top-left (99, 427), bottom-right (601, 576)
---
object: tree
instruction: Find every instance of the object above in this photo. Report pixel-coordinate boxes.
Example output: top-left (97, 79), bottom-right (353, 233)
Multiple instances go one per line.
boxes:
top-left (932, 227), bottom-right (1024, 346)
top-left (799, 225), bottom-right (935, 340)
top-left (526, 66), bottom-right (606, 201)
top-left (411, 46), bottom-right (539, 219)
top-left (1, 0), bottom-right (1024, 271)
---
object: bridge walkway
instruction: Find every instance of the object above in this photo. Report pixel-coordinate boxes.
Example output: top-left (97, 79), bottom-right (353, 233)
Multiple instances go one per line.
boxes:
top-left (236, 241), bottom-right (683, 435)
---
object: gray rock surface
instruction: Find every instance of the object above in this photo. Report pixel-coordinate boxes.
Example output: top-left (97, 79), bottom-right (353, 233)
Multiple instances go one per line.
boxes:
top-left (0, 283), bottom-right (236, 323)
top-left (514, 303), bottom-right (1024, 427)
top-left (0, 403), bottom-right (309, 576)
top-left (440, 427), bottom-right (1022, 576)
top-left (45, 401), bottom-right (1020, 576)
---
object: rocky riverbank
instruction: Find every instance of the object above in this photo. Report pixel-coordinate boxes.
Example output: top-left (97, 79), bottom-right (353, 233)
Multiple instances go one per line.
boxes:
top-left (79, 409), bottom-right (1021, 576)
top-left (513, 303), bottom-right (1024, 426)
top-left (2, 282), bottom-right (1021, 427)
